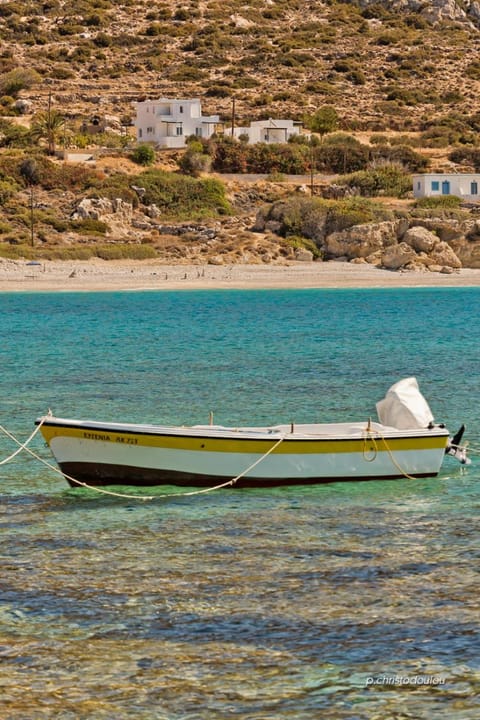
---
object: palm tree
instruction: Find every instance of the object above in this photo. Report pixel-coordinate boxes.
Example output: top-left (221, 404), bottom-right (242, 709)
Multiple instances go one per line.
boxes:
top-left (30, 107), bottom-right (65, 156)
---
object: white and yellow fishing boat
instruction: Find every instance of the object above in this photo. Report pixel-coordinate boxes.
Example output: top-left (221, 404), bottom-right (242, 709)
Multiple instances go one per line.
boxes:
top-left (36, 378), bottom-right (469, 488)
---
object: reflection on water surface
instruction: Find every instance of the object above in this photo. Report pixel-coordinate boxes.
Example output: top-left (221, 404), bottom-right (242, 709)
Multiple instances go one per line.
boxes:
top-left (1, 478), bottom-right (479, 719)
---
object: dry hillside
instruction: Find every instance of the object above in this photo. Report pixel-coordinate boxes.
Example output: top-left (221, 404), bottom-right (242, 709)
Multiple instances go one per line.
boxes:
top-left (0, 0), bottom-right (479, 130)
top-left (1, 0), bottom-right (480, 270)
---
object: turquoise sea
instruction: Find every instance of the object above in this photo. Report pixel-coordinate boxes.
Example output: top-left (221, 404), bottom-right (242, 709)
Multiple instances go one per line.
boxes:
top-left (0, 287), bottom-right (479, 719)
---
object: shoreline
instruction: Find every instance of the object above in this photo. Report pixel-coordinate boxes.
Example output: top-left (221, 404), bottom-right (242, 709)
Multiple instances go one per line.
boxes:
top-left (2, 259), bottom-right (480, 292)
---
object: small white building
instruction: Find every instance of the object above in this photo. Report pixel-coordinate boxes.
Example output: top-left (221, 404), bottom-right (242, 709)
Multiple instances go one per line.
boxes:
top-left (225, 118), bottom-right (305, 144)
top-left (413, 173), bottom-right (480, 201)
top-left (135, 98), bottom-right (221, 148)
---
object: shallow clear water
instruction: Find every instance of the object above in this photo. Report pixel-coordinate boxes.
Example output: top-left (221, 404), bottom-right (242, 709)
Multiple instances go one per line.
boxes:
top-left (0, 288), bottom-right (479, 719)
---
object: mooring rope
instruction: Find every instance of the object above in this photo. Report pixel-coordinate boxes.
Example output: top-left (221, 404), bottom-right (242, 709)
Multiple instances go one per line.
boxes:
top-left (362, 423), bottom-right (417, 481)
top-left (454, 441), bottom-right (479, 455)
top-left (362, 430), bottom-right (378, 463)
top-left (0, 415), bottom-right (48, 466)
top-left (0, 421), bottom-right (285, 501)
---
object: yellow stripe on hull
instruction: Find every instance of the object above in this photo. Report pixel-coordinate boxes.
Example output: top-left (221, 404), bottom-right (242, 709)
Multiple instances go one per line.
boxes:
top-left (39, 425), bottom-right (448, 455)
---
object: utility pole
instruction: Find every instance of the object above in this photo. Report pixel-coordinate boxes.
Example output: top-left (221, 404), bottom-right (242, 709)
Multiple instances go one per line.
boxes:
top-left (29, 184), bottom-right (34, 247)
top-left (47, 90), bottom-right (53, 155)
top-left (310, 141), bottom-right (315, 196)
top-left (231, 97), bottom-right (236, 138)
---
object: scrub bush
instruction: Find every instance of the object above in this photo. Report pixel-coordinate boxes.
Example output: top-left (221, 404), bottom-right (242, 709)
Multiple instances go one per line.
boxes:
top-left (135, 169), bottom-right (231, 218)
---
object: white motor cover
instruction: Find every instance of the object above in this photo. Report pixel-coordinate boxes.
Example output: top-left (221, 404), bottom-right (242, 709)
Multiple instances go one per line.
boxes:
top-left (376, 377), bottom-right (434, 430)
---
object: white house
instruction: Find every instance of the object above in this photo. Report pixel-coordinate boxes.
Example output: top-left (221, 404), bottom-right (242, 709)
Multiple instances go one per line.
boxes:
top-left (225, 118), bottom-right (306, 144)
top-left (413, 173), bottom-right (480, 201)
top-left (135, 98), bottom-right (221, 148)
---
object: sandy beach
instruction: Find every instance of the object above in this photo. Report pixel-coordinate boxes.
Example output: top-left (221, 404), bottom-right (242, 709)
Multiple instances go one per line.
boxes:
top-left (2, 258), bottom-right (480, 292)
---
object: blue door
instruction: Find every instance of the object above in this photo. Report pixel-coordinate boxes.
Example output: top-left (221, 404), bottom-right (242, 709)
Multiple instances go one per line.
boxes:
top-left (442, 180), bottom-right (450, 195)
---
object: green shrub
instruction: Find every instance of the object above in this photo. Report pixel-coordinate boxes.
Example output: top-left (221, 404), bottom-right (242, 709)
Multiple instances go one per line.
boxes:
top-left (316, 142), bottom-right (369, 174)
top-left (93, 32), bottom-right (112, 47)
top-left (448, 147), bottom-right (480, 170)
top-left (252, 93), bottom-right (273, 107)
top-left (246, 143), bottom-right (309, 174)
top-left (86, 173), bottom-right (139, 206)
top-left (369, 144), bottom-right (428, 172)
top-left (131, 144), bottom-right (155, 166)
top-left (210, 137), bottom-right (249, 173)
top-left (338, 164), bottom-right (412, 198)
top-left (57, 23), bottom-right (84, 36)
top-left (415, 195), bottom-right (462, 209)
top-left (303, 106), bottom-right (339, 136)
top-left (465, 60), bottom-right (480, 80)
top-left (70, 218), bottom-right (109, 235)
top-left (95, 243), bottom-right (157, 260)
top-left (135, 169), bottom-right (231, 219)
top-left (41, 214), bottom-right (69, 232)
top-left (0, 177), bottom-right (19, 204)
top-left (210, 137), bottom-right (310, 174)
top-left (49, 65), bottom-right (75, 80)
top-left (0, 94), bottom-right (14, 107)
top-left (84, 13), bottom-right (105, 27)
top-left (0, 242), bottom-right (159, 261)
top-left (326, 197), bottom-right (392, 233)
top-left (171, 65), bottom-right (206, 81)
top-left (0, 67), bottom-right (41, 96)
top-left (268, 197), bottom-right (330, 241)
top-left (284, 234), bottom-right (322, 258)
top-left (369, 134), bottom-right (389, 145)
top-left (232, 75), bottom-right (259, 89)
top-left (205, 84), bottom-right (232, 97)
top-left (178, 148), bottom-right (212, 176)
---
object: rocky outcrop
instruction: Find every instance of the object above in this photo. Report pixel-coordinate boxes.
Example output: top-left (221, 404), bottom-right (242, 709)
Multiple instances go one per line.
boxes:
top-left (450, 238), bottom-right (480, 268)
top-left (294, 248), bottom-right (314, 261)
top-left (72, 197), bottom-right (133, 223)
top-left (323, 221), bottom-right (399, 260)
top-left (382, 242), bottom-right (418, 270)
top-left (253, 204), bottom-right (473, 271)
top-left (402, 226), bottom-right (461, 267)
top-left (71, 197), bottom-right (134, 237)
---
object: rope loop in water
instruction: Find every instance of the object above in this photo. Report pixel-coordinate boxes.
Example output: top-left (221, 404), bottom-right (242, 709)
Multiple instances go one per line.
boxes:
top-left (0, 414), bottom-right (48, 466)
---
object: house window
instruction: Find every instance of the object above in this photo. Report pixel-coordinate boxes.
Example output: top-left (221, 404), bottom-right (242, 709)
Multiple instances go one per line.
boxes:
top-left (147, 127), bottom-right (153, 134)
top-left (471, 181), bottom-right (478, 195)
top-left (176, 125), bottom-right (183, 136)
top-left (431, 181), bottom-right (439, 191)
top-left (417, 181), bottom-right (421, 190)
top-left (138, 129), bottom-right (143, 138)
top-left (442, 180), bottom-right (450, 195)
top-left (179, 106), bottom-right (183, 114)
top-left (195, 127), bottom-right (202, 137)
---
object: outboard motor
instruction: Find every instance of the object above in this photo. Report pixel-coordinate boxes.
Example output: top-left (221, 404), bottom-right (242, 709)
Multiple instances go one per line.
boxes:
top-left (446, 424), bottom-right (471, 465)
top-left (377, 378), bottom-right (471, 466)
top-left (376, 377), bottom-right (435, 429)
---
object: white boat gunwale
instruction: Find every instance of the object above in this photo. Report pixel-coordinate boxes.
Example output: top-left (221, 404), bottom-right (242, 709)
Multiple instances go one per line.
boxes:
top-left (35, 416), bottom-right (450, 443)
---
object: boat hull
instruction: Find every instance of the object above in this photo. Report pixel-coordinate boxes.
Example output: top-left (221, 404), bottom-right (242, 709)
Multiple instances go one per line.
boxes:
top-left (57, 461), bottom-right (441, 487)
top-left (37, 417), bottom-right (450, 488)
